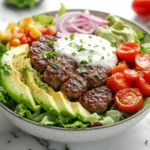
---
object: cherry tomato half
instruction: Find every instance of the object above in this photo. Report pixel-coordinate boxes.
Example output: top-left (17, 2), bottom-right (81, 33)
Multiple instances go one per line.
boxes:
top-left (115, 88), bottom-right (143, 113)
top-left (134, 72), bottom-right (150, 97)
top-left (116, 42), bottom-right (140, 63)
top-left (135, 54), bottom-right (150, 70)
top-left (143, 70), bottom-right (150, 84)
top-left (123, 69), bottom-right (138, 81)
top-left (109, 61), bottom-right (129, 75)
top-left (106, 72), bottom-right (131, 93)
top-left (132, 0), bottom-right (150, 16)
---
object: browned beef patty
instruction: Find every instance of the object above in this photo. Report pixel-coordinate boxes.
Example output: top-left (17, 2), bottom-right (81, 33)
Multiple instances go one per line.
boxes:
top-left (75, 66), bottom-right (108, 88)
top-left (79, 86), bottom-right (113, 113)
top-left (29, 35), bottom-right (57, 73)
top-left (43, 56), bottom-right (77, 90)
top-left (61, 75), bottom-right (87, 99)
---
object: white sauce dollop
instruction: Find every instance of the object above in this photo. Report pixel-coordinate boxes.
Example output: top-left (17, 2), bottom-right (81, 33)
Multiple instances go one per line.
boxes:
top-left (54, 34), bottom-right (118, 70)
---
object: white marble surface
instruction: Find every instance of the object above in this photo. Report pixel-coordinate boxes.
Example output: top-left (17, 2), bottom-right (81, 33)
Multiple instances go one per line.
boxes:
top-left (0, 0), bottom-right (150, 149)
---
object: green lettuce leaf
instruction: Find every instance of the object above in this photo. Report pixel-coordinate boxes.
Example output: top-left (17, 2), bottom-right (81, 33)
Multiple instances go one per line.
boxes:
top-left (34, 15), bottom-right (54, 27)
top-left (140, 43), bottom-right (150, 54)
top-left (136, 31), bottom-right (146, 41)
top-left (58, 3), bottom-right (66, 16)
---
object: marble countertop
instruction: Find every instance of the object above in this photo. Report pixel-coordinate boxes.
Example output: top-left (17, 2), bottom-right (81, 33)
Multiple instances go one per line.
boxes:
top-left (0, 0), bottom-right (150, 149)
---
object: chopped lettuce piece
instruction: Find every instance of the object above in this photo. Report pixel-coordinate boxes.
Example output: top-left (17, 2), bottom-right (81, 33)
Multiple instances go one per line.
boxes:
top-left (14, 103), bottom-right (28, 117)
top-left (143, 97), bottom-right (150, 108)
top-left (106, 110), bottom-right (123, 122)
top-left (100, 116), bottom-right (114, 126)
top-left (136, 31), bottom-right (146, 41)
top-left (140, 43), bottom-right (150, 54)
top-left (63, 121), bottom-right (88, 129)
top-left (58, 3), bottom-right (66, 16)
top-left (34, 15), bottom-right (54, 27)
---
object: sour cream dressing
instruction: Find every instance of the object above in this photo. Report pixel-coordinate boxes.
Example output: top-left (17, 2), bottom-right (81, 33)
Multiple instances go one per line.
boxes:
top-left (54, 34), bottom-right (118, 70)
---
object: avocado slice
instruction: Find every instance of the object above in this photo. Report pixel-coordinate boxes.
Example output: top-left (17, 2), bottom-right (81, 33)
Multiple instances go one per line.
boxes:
top-left (0, 44), bottom-right (41, 112)
top-left (24, 58), bottom-right (60, 115)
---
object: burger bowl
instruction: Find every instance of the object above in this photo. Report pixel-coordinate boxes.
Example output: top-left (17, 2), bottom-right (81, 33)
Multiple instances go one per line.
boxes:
top-left (0, 10), bottom-right (150, 143)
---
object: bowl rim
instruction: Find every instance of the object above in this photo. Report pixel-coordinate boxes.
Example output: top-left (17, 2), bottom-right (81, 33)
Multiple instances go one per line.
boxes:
top-left (0, 9), bottom-right (150, 131)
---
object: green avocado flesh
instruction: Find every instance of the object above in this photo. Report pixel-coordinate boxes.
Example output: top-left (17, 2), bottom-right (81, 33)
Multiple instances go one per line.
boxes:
top-left (0, 44), bottom-right (41, 112)
top-left (0, 44), bottom-right (100, 124)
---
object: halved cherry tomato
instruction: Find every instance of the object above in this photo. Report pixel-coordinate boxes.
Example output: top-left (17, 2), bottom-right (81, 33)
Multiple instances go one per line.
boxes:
top-left (106, 72), bottom-right (131, 93)
top-left (134, 72), bottom-right (150, 97)
top-left (116, 42), bottom-right (140, 63)
top-left (40, 28), bottom-right (48, 35)
top-left (132, 0), bottom-right (150, 16)
top-left (115, 88), bottom-right (143, 113)
top-left (20, 36), bottom-right (27, 44)
top-left (123, 69), bottom-right (138, 81)
top-left (143, 70), bottom-right (150, 84)
top-left (109, 61), bottom-right (128, 75)
top-left (135, 54), bottom-right (150, 70)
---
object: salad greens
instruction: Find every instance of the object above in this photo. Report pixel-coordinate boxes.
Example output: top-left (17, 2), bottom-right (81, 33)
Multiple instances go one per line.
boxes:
top-left (34, 15), bottom-right (54, 27)
top-left (140, 43), bottom-right (150, 54)
top-left (58, 3), bottom-right (66, 16)
top-left (7, 0), bottom-right (35, 8)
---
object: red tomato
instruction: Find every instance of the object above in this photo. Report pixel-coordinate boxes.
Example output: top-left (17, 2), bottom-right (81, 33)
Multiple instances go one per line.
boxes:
top-left (106, 72), bottom-right (131, 93)
top-left (143, 70), bottom-right (150, 84)
top-left (134, 72), bottom-right (150, 97)
top-left (109, 61), bottom-right (128, 75)
top-left (20, 36), bottom-right (27, 44)
top-left (116, 42), bottom-right (140, 63)
top-left (123, 69), bottom-right (138, 81)
top-left (132, 0), bottom-right (150, 16)
top-left (115, 88), bottom-right (143, 113)
top-left (135, 54), bottom-right (150, 70)
top-left (40, 28), bottom-right (48, 35)
top-left (47, 25), bottom-right (57, 36)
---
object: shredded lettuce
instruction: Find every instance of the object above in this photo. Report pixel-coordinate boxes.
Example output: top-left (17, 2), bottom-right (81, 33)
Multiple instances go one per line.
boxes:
top-left (100, 116), bottom-right (114, 126)
top-left (136, 31), bottom-right (146, 41)
top-left (140, 43), bottom-right (150, 54)
top-left (58, 3), bottom-right (66, 16)
top-left (34, 15), bottom-right (54, 27)
top-left (143, 97), bottom-right (150, 108)
top-left (106, 110), bottom-right (123, 123)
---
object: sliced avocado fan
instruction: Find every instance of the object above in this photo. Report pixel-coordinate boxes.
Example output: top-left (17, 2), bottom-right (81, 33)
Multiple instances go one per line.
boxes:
top-left (24, 58), bottom-right (100, 124)
top-left (0, 44), bottom-right (41, 112)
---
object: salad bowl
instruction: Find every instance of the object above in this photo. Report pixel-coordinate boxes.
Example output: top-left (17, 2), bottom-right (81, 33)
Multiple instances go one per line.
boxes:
top-left (0, 9), bottom-right (150, 143)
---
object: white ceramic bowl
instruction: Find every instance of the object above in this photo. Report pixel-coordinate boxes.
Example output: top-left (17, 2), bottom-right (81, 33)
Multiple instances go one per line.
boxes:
top-left (0, 10), bottom-right (150, 143)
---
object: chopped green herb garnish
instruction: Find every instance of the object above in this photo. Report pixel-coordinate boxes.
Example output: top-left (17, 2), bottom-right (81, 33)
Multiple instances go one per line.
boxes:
top-left (102, 46), bottom-right (106, 50)
top-left (80, 60), bottom-right (88, 65)
top-left (88, 55), bottom-right (92, 63)
top-left (88, 44), bottom-right (91, 46)
top-left (36, 83), bottom-right (48, 92)
top-left (68, 43), bottom-right (73, 47)
top-left (90, 50), bottom-right (94, 53)
top-left (145, 140), bottom-right (148, 145)
top-left (93, 73), bottom-right (99, 77)
top-left (89, 35), bottom-right (92, 38)
top-left (108, 53), bottom-right (110, 56)
top-left (100, 56), bottom-right (105, 60)
top-left (80, 39), bottom-right (83, 43)
top-left (77, 45), bottom-right (86, 52)
top-left (65, 37), bottom-right (68, 40)
top-left (70, 33), bottom-right (75, 40)
top-left (22, 66), bottom-right (33, 72)
top-left (0, 64), bottom-right (12, 73)
top-left (48, 41), bottom-right (54, 47)
top-left (94, 45), bottom-right (99, 47)
top-left (43, 51), bottom-right (57, 59)
top-left (72, 52), bottom-right (76, 56)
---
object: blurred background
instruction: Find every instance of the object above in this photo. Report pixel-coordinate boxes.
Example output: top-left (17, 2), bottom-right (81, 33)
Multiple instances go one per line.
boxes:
top-left (0, 0), bottom-right (149, 31)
